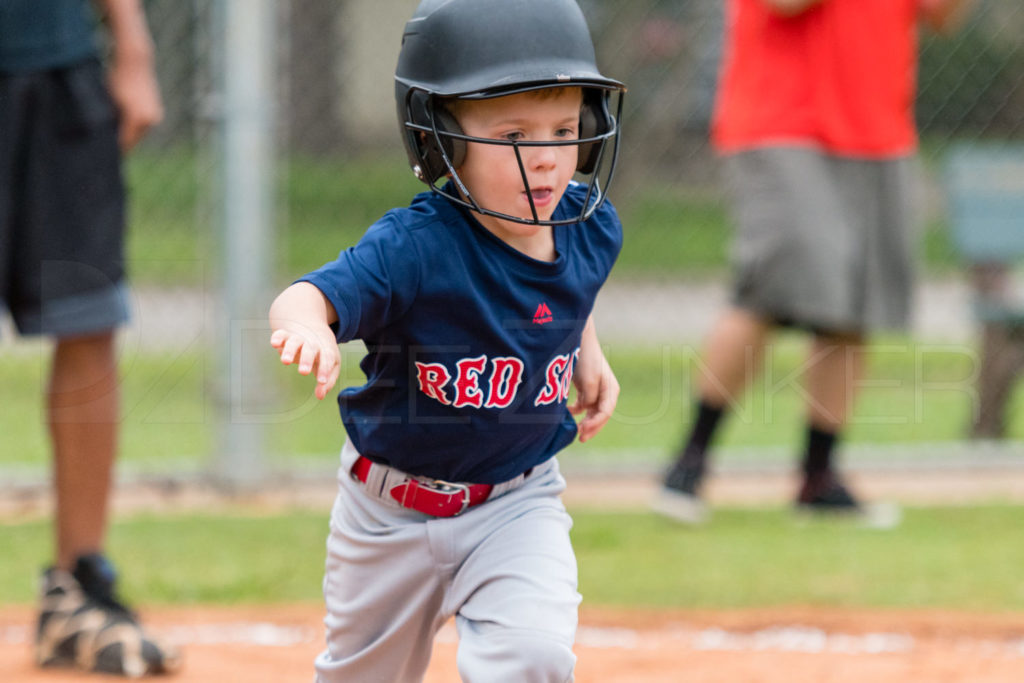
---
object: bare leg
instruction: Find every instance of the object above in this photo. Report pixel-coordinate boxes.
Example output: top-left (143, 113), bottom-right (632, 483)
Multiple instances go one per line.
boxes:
top-left (805, 331), bottom-right (865, 430)
top-left (48, 332), bottom-right (119, 571)
top-left (654, 308), bottom-right (773, 523)
top-left (973, 322), bottom-right (1024, 439)
top-left (798, 331), bottom-right (902, 526)
top-left (697, 307), bottom-right (772, 407)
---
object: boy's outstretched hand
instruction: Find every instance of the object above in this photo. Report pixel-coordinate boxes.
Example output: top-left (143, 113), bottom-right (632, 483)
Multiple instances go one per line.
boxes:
top-left (268, 282), bottom-right (342, 401)
top-left (270, 325), bottom-right (340, 400)
top-left (570, 316), bottom-right (619, 443)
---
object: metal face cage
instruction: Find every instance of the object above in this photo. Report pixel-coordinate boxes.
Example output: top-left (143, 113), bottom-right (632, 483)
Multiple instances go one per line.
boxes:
top-left (403, 89), bottom-right (624, 226)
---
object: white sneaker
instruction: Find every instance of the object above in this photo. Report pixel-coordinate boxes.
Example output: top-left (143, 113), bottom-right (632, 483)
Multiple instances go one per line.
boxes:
top-left (795, 499), bottom-right (903, 530)
top-left (858, 501), bottom-right (903, 529)
top-left (650, 486), bottom-right (709, 525)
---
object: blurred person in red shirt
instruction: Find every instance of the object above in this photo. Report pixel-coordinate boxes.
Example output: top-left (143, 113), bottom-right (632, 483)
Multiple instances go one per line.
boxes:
top-left (653, 0), bottom-right (976, 527)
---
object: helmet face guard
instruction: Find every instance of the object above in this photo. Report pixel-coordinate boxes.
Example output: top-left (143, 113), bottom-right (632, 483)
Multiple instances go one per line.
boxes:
top-left (401, 87), bottom-right (624, 226)
top-left (394, 0), bottom-right (626, 226)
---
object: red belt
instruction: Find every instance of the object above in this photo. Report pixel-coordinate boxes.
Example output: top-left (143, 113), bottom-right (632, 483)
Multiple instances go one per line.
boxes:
top-left (351, 456), bottom-right (493, 517)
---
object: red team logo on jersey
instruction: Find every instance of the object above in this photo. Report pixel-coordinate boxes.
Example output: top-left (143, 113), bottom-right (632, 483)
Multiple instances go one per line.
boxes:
top-left (415, 356), bottom-right (527, 409)
top-left (414, 349), bottom-right (576, 409)
top-left (533, 349), bottom-right (578, 406)
top-left (532, 302), bottom-right (553, 325)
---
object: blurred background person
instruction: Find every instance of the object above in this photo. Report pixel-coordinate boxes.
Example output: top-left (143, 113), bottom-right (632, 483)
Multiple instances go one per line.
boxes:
top-left (652, 0), bottom-right (978, 526)
top-left (0, 0), bottom-right (177, 676)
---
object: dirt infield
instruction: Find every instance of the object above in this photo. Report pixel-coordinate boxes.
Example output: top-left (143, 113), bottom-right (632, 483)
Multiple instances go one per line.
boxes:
top-left (3, 604), bottom-right (1023, 682)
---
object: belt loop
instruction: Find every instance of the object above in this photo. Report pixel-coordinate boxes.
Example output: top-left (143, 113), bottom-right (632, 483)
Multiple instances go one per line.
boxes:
top-left (362, 460), bottom-right (390, 497)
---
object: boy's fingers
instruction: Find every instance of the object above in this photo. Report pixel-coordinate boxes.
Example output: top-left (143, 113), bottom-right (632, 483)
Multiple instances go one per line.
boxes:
top-left (569, 382), bottom-right (596, 415)
top-left (311, 358), bottom-right (339, 401)
top-left (297, 343), bottom-right (320, 375)
top-left (578, 405), bottom-right (610, 442)
top-left (578, 417), bottom-right (596, 442)
top-left (270, 329), bottom-right (288, 349)
top-left (577, 374), bottom-right (617, 442)
top-left (568, 396), bottom-right (585, 415)
top-left (324, 360), bottom-right (341, 392)
top-left (280, 336), bottom-right (305, 364)
top-left (318, 352), bottom-right (340, 384)
top-left (315, 362), bottom-right (340, 400)
top-left (598, 381), bottom-right (618, 415)
top-left (313, 354), bottom-right (336, 397)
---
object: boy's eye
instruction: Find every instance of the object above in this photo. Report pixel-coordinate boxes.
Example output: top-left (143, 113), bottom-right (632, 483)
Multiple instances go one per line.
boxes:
top-left (502, 131), bottom-right (525, 142)
top-left (556, 127), bottom-right (578, 139)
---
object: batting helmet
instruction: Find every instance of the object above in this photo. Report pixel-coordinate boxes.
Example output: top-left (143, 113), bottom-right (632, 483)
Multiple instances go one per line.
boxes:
top-left (394, 0), bottom-right (625, 225)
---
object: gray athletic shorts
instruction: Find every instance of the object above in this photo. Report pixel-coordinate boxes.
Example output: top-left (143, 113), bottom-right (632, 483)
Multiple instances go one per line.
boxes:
top-left (725, 147), bottom-right (920, 334)
top-left (0, 59), bottom-right (130, 337)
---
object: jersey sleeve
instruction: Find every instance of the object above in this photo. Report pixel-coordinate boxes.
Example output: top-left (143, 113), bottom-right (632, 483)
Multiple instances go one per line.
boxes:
top-left (560, 182), bottom-right (624, 282)
top-left (592, 198), bottom-right (624, 277)
top-left (297, 216), bottom-right (422, 342)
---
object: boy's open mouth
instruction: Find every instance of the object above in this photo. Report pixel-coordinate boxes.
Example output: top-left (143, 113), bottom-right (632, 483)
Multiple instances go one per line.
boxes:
top-left (527, 187), bottom-right (554, 204)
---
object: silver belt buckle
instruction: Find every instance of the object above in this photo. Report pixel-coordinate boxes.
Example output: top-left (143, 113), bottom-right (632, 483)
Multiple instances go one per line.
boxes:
top-left (417, 476), bottom-right (472, 515)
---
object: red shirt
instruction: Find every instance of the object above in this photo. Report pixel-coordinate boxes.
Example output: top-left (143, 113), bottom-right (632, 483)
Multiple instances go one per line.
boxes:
top-left (712, 0), bottom-right (921, 157)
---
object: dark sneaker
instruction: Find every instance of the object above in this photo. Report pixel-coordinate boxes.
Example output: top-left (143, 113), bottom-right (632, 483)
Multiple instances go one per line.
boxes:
top-left (796, 474), bottom-right (901, 529)
top-left (651, 462), bottom-right (708, 525)
top-left (797, 474), bottom-right (861, 510)
top-left (36, 554), bottom-right (181, 677)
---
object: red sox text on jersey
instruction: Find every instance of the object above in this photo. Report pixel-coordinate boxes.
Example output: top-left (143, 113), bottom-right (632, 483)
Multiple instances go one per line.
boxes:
top-left (415, 348), bottom-right (580, 409)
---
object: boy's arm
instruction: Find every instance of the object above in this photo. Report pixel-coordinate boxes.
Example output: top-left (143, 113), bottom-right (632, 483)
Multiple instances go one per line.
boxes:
top-left (93, 0), bottom-right (164, 150)
top-left (269, 282), bottom-right (342, 400)
top-left (919, 0), bottom-right (978, 33)
top-left (569, 315), bottom-right (620, 443)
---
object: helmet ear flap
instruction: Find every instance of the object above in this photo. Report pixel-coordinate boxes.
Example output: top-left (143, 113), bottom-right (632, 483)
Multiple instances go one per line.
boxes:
top-left (576, 89), bottom-right (613, 174)
top-left (433, 107), bottom-right (466, 169)
top-left (409, 91), bottom-right (466, 184)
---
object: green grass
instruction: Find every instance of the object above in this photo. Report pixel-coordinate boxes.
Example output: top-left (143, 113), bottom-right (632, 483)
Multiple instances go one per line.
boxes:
top-left (614, 189), bottom-right (731, 275)
top-left (588, 334), bottom-right (1003, 456)
top-left (1, 513), bottom-right (328, 605)
top-left (0, 350), bottom-right (210, 470)
top-left (573, 506), bottom-right (1024, 611)
top-left (2, 337), bottom-right (1020, 470)
top-left (3, 505), bottom-right (1023, 610)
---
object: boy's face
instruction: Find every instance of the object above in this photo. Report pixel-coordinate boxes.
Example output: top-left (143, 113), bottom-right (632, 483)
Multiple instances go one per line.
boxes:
top-left (452, 88), bottom-right (583, 240)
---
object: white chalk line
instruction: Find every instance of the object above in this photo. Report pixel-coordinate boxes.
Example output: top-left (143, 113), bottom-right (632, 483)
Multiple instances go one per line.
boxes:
top-left (3, 622), bottom-right (1023, 658)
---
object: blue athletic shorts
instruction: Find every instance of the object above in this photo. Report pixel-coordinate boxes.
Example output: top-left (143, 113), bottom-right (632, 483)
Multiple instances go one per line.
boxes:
top-left (0, 59), bottom-right (130, 337)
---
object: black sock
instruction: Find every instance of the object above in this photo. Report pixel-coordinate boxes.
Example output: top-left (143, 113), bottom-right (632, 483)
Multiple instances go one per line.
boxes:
top-left (802, 424), bottom-right (838, 477)
top-left (675, 400), bottom-right (724, 471)
top-left (663, 401), bottom-right (723, 493)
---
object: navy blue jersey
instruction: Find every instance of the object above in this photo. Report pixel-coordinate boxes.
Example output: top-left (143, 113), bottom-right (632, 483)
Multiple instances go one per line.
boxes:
top-left (300, 182), bottom-right (622, 484)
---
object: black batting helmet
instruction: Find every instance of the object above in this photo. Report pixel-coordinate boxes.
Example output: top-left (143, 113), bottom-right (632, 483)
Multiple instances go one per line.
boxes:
top-left (394, 0), bottom-right (625, 225)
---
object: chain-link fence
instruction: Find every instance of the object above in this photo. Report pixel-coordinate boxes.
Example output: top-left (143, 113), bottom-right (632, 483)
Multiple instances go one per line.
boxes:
top-left (135, 0), bottom-right (1024, 284)
top-left (21, 0), bottom-right (1024, 485)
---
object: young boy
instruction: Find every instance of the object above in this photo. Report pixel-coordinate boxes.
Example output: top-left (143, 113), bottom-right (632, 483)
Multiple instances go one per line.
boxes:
top-left (268, 0), bottom-right (625, 680)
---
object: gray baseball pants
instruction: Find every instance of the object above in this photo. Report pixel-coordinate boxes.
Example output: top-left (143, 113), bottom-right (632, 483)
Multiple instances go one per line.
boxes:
top-left (314, 440), bottom-right (580, 682)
